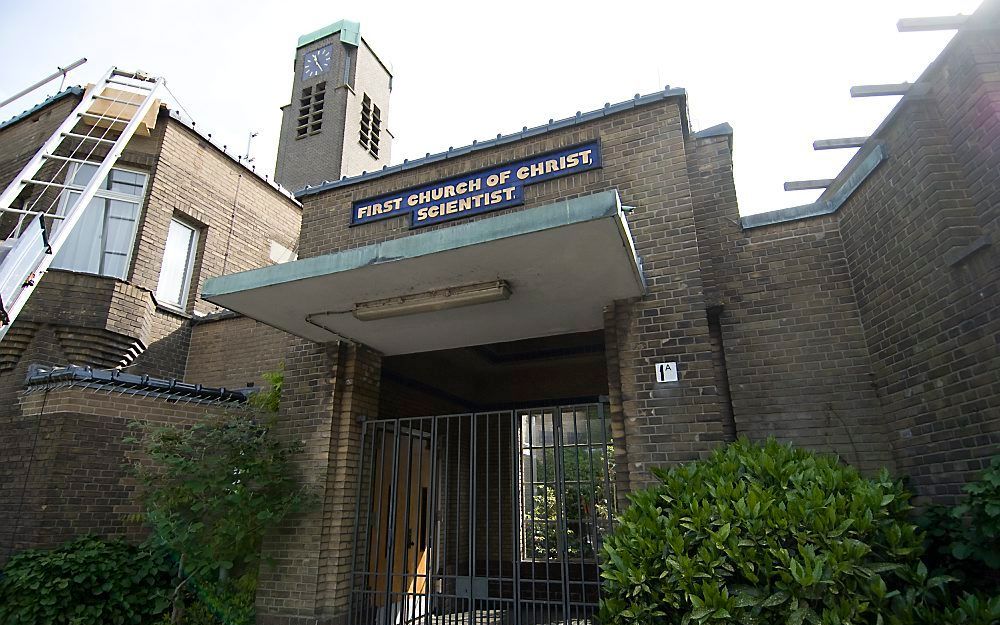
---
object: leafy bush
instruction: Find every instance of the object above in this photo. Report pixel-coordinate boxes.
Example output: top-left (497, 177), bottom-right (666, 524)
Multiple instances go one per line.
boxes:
top-left (598, 438), bottom-right (936, 625)
top-left (170, 572), bottom-right (256, 625)
top-left (0, 535), bottom-right (173, 625)
top-left (130, 413), bottom-right (308, 580)
top-left (128, 411), bottom-right (310, 622)
top-left (918, 455), bottom-right (1000, 588)
top-left (884, 562), bottom-right (1000, 625)
top-left (247, 367), bottom-right (282, 413)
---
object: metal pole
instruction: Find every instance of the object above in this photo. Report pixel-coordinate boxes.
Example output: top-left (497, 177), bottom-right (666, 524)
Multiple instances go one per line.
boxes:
top-left (455, 416), bottom-right (463, 623)
top-left (348, 420), bottom-right (369, 624)
top-left (555, 407), bottom-right (571, 623)
top-left (484, 413), bottom-right (489, 617)
top-left (399, 420), bottom-right (417, 623)
top-left (468, 412), bottom-right (477, 624)
top-left (585, 405), bottom-right (601, 605)
top-left (572, 406), bottom-right (586, 613)
top-left (509, 411), bottom-right (521, 625)
top-left (539, 410), bottom-right (552, 624)
top-left (424, 415), bottom-right (439, 625)
top-left (443, 416), bottom-right (452, 624)
top-left (368, 422), bottom-right (388, 625)
top-left (599, 401), bottom-right (615, 530)
top-left (0, 58), bottom-right (87, 110)
top-left (383, 424), bottom-right (402, 624)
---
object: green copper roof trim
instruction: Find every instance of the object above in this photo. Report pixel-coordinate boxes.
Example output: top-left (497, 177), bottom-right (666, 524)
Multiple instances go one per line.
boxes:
top-left (297, 19), bottom-right (360, 49)
top-left (203, 190), bottom-right (636, 299)
top-left (0, 86), bottom-right (83, 133)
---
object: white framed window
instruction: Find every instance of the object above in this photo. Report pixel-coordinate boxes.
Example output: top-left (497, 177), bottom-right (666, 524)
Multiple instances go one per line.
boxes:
top-left (155, 218), bottom-right (199, 311)
top-left (51, 163), bottom-right (147, 279)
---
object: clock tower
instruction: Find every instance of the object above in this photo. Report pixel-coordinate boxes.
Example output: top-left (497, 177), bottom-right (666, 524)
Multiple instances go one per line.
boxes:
top-left (274, 20), bottom-right (394, 194)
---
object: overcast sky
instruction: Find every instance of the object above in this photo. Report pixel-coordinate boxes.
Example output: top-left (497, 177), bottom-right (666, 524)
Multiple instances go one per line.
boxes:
top-left (0, 0), bottom-right (982, 215)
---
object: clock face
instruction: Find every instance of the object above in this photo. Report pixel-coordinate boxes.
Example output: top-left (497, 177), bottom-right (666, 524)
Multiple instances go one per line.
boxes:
top-left (302, 45), bottom-right (333, 79)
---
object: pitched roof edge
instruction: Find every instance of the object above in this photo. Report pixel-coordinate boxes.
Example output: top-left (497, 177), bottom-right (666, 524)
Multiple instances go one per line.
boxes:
top-left (164, 108), bottom-right (301, 206)
top-left (0, 86), bottom-right (84, 133)
top-left (296, 86), bottom-right (688, 198)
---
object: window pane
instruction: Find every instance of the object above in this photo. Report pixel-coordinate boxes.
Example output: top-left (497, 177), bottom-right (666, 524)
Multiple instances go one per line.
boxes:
top-left (52, 167), bottom-right (145, 278)
top-left (107, 169), bottom-right (144, 197)
top-left (102, 200), bottom-right (138, 278)
top-left (155, 219), bottom-right (196, 307)
top-left (70, 164), bottom-right (145, 197)
top-left (71, 164), bottom-right (99, 187)
top-left (51, 194), bottom-right (104, 274)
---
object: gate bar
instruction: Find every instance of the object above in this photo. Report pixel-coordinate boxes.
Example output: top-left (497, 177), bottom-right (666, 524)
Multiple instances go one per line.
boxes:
top-left (348, 420), bottom-right (367, 621)
top-left (510, 411), bottom-right (521, 625)
top-left (468, 412), bottom-right (476, 623)
top-left (424, 416), bottom-right (438, 624)
top-left (382, 424), bottom-right (402, 620)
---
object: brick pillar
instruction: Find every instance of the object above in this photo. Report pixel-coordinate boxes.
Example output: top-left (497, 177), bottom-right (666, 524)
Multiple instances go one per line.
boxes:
top-left (604, 108), bottom-right (729, 491)
top-left (603, 301), bottom-right (632, 512)
top-left (929, 0), bottom-right (1000, 236)
top-left (257, 338), bottom-right (381, 625)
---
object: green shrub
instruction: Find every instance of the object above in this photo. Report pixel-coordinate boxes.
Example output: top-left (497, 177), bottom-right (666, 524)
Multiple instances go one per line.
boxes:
top-left (128, 411), bottom-right (309, 621)
top-left (0, 535), bottom-right (173, 625)
top-left (247, 367), bottom-right (282, 413)
top-left (129, 413), bottom-right (308, 582)
top-left (598, 438), bottom-right (930, 625)
top-left (883, 563), bottom-right (1000, 625)
top-left (178, 572), bottom-right (256, 625)
top-left (917, 455), bottom-right (1000, 588)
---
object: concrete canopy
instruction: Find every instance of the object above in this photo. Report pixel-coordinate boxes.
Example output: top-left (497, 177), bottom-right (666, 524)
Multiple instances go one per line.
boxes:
top-left (201, 190), bottom-right (644, 356)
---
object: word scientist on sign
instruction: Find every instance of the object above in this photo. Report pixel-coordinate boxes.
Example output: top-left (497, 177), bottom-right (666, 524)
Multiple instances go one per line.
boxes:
top-left (351, 142), bottom-right (601, 229)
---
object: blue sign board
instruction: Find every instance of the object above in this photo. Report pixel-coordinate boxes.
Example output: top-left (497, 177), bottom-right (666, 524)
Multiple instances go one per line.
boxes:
top-left (351, 141), bottom-right (602, 229)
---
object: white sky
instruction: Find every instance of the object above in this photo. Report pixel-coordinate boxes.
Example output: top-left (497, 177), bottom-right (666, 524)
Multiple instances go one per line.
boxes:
top-left (0, 0), bottom-right (983, 215)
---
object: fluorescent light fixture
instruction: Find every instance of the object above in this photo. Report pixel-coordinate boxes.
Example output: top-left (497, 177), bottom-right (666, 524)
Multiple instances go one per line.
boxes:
top-left (353, 280), bottom-right (512, 321)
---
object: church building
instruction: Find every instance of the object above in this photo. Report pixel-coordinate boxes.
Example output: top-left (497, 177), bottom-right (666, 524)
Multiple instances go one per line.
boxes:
top-left (203, 8), bottom-right (999, 624)
top-left (0, 4), bottom-right (997, 625)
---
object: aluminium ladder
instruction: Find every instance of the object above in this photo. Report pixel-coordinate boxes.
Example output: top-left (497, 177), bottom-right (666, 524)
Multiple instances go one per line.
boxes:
top-left (0, 67), bottom-right (163, 342)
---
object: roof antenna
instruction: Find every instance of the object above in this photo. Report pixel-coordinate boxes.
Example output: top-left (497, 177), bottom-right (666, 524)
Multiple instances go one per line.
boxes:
top-left (0, 58), bottom-right (87, 110)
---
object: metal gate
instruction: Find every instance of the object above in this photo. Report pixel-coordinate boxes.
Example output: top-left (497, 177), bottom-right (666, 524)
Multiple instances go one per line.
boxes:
top-left (349, 403), bottom-right (616, 625)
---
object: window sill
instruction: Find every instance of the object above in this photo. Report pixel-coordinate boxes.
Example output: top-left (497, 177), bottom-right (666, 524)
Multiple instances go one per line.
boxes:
top-left (154, 301), bottom-right (193, 319)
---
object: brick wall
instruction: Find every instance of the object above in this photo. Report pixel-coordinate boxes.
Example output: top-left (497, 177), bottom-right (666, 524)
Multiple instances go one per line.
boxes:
top-left (723, 215), bottom-right (893, 472)
top-left (1, 386), bottom-right (230, 564)
top-left (0, 99), bottom-right (304, 565)
top-left (257, 339), bottom-right (380, 625)
top-left (687, 131), bottom-right (895, 474)
top-left (186, 314), bottom-right (291, 389)
top-left (0, 93), bottom-right (80, 184)
top-left (832, 8), bottom-right (1000, 503)
top-left (132, 116), bottom-right (301, 318)
top-left (1, 272), bottom-right (150, 420)
top-left (339, 39), bottom-right (392, 179)
top-left (379, 372), bottom-right (470, 419)
top-left (0, 93), bottom-right (82, 238)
